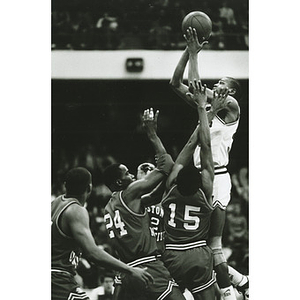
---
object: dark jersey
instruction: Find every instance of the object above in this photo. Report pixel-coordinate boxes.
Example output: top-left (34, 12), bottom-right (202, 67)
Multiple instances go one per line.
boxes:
top-left (146, 203), bottom-right (165, 254)
top-left (161, 185), bottom-right (213, 246)
top-left (104, 191), bottom-right (159, 264)
top-left (51, 195), bottom-right (82, 275)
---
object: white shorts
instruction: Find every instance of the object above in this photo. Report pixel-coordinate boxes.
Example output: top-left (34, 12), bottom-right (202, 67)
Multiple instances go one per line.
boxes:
top-left (212, 171), bottom-right (231, 210)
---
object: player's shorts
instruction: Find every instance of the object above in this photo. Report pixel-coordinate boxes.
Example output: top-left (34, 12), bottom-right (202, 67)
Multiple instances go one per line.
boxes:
top-left (162, 244), bottom-right (216, 295)
top-left (51, 270), bottom-right (89, 300)
top-left (212, 168), bottom-right (232, 210)
top-left (115, 255), bottom-right (178, 300)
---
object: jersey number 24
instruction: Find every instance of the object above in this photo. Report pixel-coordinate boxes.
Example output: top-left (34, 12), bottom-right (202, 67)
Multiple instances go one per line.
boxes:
top-left (104, 210), bottom-right (128, 238)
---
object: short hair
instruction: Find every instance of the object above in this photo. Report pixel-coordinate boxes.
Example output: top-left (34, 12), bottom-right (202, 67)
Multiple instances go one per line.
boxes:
top-left (225, 77), bottom-right (242, 100)
top-left (64, 167), bottom-right (92, 195)
top-left (103, 163), bottom-right (122, 190)
top-left (176, 165), bottom-right (202, 196)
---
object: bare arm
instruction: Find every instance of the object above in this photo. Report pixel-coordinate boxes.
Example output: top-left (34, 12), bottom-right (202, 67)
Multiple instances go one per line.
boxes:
top-left (124, 154), bottom-right (174, 200)
top-left (172, 28), bottom-right (238, 125)
top-left (169, 28), bottom-right (209, 110)
top-left (165, 126), bottom-right (199, 190)
top-left (166, 79), bottom-right (212, 191)
top-left (186, 28), bottom-right (202, 86)
top-left (64, 205), bottom-right (153, 284)
top-left (195, 82), bottom-right (214, 202)
top-left (167, 80), bottom-right (214, 200)
top-left (141, 179), bottom-right (167, 206)
top-left (123, 109), bottom-right (173, 206)
top-left (142, 108), bottom-right (166, 157)
top-left (169, 47), bottom-right (191, 98)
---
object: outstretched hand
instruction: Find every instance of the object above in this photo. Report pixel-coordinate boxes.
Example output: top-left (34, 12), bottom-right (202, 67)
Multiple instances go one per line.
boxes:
top-left (211, 87), bottom-right (229, 112)
top-left (186, 79), bottom-right (207, 108)
top-left (142, 108), bottom-right (159, 134)
top-left (184, 27), bottom-right (208, 54)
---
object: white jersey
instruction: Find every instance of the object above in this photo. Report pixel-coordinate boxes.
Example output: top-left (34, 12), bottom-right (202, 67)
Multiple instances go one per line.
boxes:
top-left (193, 114), bottom-right (239, 169)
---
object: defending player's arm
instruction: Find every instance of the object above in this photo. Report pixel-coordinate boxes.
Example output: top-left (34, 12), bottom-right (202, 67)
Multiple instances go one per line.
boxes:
top-left (124, 109), bottom-right (173, 201)
top-left (123, 155), bottom-right (173, 202)
top-left (141, 179), bottom-right (167, 206)
top-left (64, 205), bottom-right (154, 285)
top-left (165, 125), bottom-right (199, 190)
top-left (194, 81), bottom-right (214, 202)
top-left (166, 80), bottom-right (207, 190)
top-left (142, 108), bottom-right (167, 157)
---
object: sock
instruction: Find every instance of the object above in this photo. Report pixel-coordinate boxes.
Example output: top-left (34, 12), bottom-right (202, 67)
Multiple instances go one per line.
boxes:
top-left (220, 286), bottom-right (237, 300)
top-left (228, 266), bottom-right (248, 287)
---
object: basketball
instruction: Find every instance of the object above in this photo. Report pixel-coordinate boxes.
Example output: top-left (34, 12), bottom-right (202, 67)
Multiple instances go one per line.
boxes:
top-left (182, 11), bottom-right (212, 41)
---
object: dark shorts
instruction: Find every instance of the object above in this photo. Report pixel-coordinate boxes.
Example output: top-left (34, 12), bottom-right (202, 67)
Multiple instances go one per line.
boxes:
top-left (117, 259), bottom-right (178, 300)
top-left (51, 271), bottom-right (89, 300)
top-left (162, 246), bottom-right (216, 295)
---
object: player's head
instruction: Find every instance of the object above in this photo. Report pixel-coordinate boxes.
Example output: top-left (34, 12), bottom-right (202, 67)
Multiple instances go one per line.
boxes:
top-left (103, 163), bottom-right (135, 192)
top-left (102, 272), bottom-right (114, 294)
top-left (64, 167), bottom-right (92, 198)
top-left (136, 162), bottom-right (155, 180)
top-left (176, 165), bottom-right (202, 196)
top-left (214, 77), bottom-right (242, 100)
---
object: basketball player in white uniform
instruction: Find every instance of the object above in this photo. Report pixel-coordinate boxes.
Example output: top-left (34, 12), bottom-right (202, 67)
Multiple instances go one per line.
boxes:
top-left (169, 27), bottom-right (248, 300)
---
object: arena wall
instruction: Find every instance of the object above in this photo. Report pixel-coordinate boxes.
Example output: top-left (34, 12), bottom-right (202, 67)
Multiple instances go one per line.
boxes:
top-left (52, 50), bottom-right (248, 80)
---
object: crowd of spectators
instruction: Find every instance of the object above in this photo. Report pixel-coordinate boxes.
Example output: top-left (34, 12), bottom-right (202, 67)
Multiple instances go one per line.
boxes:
top-left (52, 0), bottom-right (249, 51)
top-left (51, 143), bottom-right (249, 291)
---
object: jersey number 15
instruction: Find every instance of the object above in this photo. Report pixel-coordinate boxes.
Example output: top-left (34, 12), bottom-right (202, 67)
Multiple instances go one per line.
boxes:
top-left (168, 203), bottom-right (201, 230)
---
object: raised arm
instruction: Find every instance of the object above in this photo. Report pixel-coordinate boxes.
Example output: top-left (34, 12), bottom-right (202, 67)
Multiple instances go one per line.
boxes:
top-left (169, 47), bottom-right (190, 99)
top-left (63, 204), bottom-right (154, 285)
top-left (142, 108), bottom-right (166, 157)
top-left (124, 154), bottom-right (174, 201)
top-left (123, 109), bottom-right (173, 201)
top-left (165, 124), bottom-right (199, 190)
top-left (170, 27), bottom-right (209, 110)
top-left (195, 80), bottom-right (214, 201)
top-left (166, 79), bottom-right (211, 190)
top-left (141, 179), bottom-right (167, 206)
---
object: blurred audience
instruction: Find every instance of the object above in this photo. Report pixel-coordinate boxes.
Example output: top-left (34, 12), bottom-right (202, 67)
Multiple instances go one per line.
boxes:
top-left (223, 167), bottom-right (249, 275)
top-left (52, 0), bottom-right (248, 50)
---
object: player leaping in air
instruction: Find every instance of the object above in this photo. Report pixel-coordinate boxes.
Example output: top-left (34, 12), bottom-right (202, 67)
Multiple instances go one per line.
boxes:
top-left (169, 27), bottom-right (248, 300)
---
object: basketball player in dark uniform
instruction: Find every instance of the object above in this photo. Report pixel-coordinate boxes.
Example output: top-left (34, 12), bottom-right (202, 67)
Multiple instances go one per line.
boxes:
top-left (103, 109), bottom-right (185, 300)
top-left (137, 162), bottom-right (165, 254)
top-left (51, 167), bottom-right (153, 300)
top-left (161, 79), bottom-right (216, 300)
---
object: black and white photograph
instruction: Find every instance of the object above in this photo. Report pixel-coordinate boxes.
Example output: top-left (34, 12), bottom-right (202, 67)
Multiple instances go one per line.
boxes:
top-left (4, 1), bottom-right (300, 299)
top-left (51, 1), bottom-right (249, 300)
